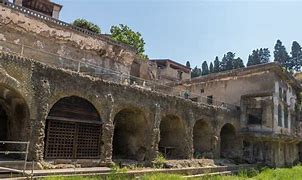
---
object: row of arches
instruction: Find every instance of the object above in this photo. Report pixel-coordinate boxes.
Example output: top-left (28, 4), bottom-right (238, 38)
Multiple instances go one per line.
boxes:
top-left (42, 96), bottom-right (239, 161)
top-left (0, 88), bottom-right (239, 161)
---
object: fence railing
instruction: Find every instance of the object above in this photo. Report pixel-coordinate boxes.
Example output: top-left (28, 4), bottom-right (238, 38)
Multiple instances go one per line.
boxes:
top-left (0, 141), bottom-right (30, 174)
top-left (0, 41), bottom-right (240, 111)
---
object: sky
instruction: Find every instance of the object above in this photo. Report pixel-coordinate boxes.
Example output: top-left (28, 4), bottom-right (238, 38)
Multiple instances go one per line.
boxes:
top-left (55, 0), bottom-right (302, 67)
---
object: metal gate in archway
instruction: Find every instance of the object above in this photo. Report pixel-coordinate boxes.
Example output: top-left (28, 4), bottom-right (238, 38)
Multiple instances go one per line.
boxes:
top-left (44, 96), bottom-right (102, 159)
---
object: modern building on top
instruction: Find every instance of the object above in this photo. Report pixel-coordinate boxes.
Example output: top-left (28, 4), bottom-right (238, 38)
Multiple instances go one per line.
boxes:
top-left (13, 0), bottom-right (62, 19)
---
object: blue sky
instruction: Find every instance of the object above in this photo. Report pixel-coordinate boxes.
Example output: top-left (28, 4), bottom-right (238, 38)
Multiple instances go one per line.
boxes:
top-left (55, 0), bottom-right (302, 67)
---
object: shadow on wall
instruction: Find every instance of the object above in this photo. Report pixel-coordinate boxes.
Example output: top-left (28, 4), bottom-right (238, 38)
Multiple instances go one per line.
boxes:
top-left (0, 85), bottom-right (30, 160)
top-left (112, 108), bottom-right (149, 161)
top-left (159, 115), bottom-right (187, 159)
top-left (220, 123), bottom-right (241, 160)
top-left (193, 120), bottom-right (213, 159)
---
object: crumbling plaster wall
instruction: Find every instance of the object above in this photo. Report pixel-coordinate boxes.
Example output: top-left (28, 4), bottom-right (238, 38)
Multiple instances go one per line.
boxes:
top-left (273, 80), bottom-right (297, 134)
top-left (0, 4), bottom-right (155, 80)
top-left (157, 62), bottom-right (191, 83)
top-left (189, 71), bottom-right (276, 106)
top-left (240, 95), bottom-right (274, 131)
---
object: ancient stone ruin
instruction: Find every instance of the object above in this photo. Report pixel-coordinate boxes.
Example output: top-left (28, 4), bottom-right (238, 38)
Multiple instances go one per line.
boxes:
top-left (0, 0), bottom-right (302, 169)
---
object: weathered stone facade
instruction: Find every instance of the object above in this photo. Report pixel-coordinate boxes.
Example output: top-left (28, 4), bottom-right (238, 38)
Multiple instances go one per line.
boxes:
top-left (0, 51), bottom-right (240, 166)
top-left (179, 63), bottom-right (302, 167)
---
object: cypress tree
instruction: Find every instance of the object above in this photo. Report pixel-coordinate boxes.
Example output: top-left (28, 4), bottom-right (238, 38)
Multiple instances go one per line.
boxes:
top-left (290, 41), bottom-right (302, 71)
top-left (191, 66), bottom-right (202, 78)
top-left (233, 57), bottom-right (245, 69)
top-left (274, 39), bottom-right (290, 69)
top-left (213, 56), bottom-right (220, 73)
top-left (221, 52), bottom-right (235, 71)
top-left (260, 48), bottom-right (270, 64)
top-left (186, 61), bottom-right (191, 68)
top-left (201, 61), bottom-right (209, 75)
top-left (247, 48), bottom-right (270, 66)
top-left (209, 62), bottom-right (214, 73)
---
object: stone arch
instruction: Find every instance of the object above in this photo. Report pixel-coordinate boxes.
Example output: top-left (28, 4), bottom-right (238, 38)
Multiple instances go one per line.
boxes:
top-left (220, 123), bottom-right (239, 159)
top-left (130, 59), bottom-right (141, 78)
top-left (112, 107), bottom-right (149, 161)
top-left (159, 114), bottom-right (187, 159)
top-left (0, 84), bottom-right (30, 159)
top-left (44, 96), bottom-right (102, 159)
top-left (193, 119), bottom-right (213, 158)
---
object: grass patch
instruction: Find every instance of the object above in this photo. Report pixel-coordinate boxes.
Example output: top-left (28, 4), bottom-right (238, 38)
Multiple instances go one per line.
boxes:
top-left (41, 165), bottom-right (302, 180)
top-left (41, 173), bottom-right (183, 180)
top-left (199, 165), bottom-right (302, 180)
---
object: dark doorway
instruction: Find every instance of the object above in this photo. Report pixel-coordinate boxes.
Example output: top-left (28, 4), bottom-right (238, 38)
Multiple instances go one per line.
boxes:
top-left (193, 120), bottom-right (212, 158)
top-left (44, 96), bottom-right (102, 159)
top-left (0, 86), bottom-right (29, 160)
top-left (220, 123), bottom-right (237, 159)
top-left (112, 108), bottom-right (148, 161)
top-left (159, 115), bottom-right (186, 159)
top-left (0, 105), bottom-right (8, 155)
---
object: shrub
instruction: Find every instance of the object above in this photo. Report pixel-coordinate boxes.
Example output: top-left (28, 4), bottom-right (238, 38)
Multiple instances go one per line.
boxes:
top-left (152, 153), bottom-right (166, 168)
top-left (72, 18), bottom-right (101, 34)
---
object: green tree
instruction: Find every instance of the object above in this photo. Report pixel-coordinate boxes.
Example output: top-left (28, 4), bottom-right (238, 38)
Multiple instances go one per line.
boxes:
top-left (221, 52), bottom-right (236, 71)
top-left (191, 66), bottom-right (202, 78)
top-left (209, 62), bottom-right (214, 73)
top-left (274, 39), bottom-right (290, 69)
top-left (213, 56), bottom-right (220, 73)
top-left (72, 18), bottom-right (101, 34)
top-left (247, 48), bottom-right (270, 66)
top-left (110, 24), bottom-right (147, 59)
top-left (290, 41), bottom-right (302, 71)
top-left (247, 50), bottom-right (261, 66)
top-left (186, 61), bottom-right (191, 68)
top-left (233, 57), bottom-right (245, 69)
top-left (201, 61), bottom-right (209, 75)
top-left (247, 55), bottom-right (254, 66)
top-left (259, 48), bottom-right (270, 63)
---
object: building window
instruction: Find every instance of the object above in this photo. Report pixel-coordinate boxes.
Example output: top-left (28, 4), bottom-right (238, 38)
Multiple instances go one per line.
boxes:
top-left (247, 108), bottom-right (262, 125)
top-left (200, 89), bottom-right (204, 93)
top-left (284, 107), bottom-right (288, 128)
top-left (278, 104), bottom-right (282, 127)
top-left (279, 87), bottom-right (282, 99)
top-left (177, 71), bottom-right (183, 80)
top-left (283, 90), bottom-right (287, 102)
top-left (207, 95), bottom-right (213, 105)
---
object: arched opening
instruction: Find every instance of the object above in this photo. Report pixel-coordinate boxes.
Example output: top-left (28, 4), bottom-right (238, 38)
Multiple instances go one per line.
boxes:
top-left (44, 96), bottom-right (102, 159)
top-left (129, 59), bottom-right (141, 84)
top-left (0, 106), bottom-right (8, 148)
top-left (0, 85), bottom-right (29, 160)
top-left (298, 142), bottom-right (302, 162)
top-left (159, 115), bottom-right (186, 159)
top-left (193, 120), bottom-right (212, 158)
top-left (220, 123), bottom-right (238, 159)
top-left (112, 108), bottom-right (148, 161)
top-left (130, 60), bottom-right (141, 78)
